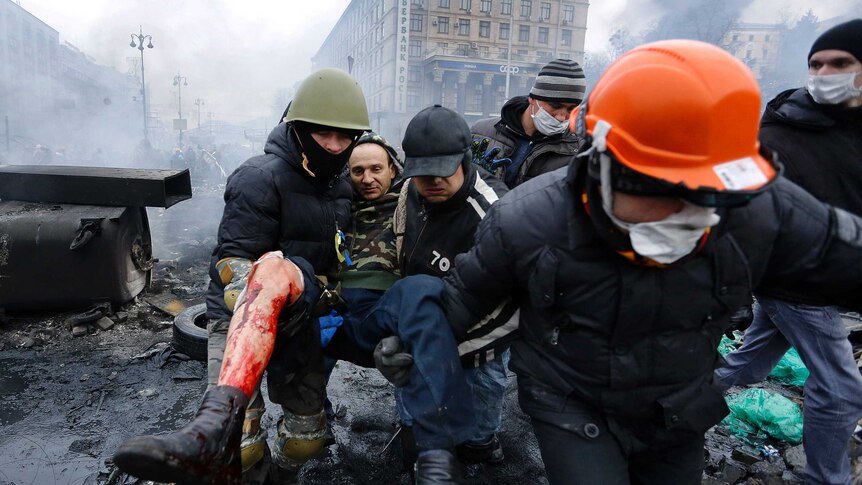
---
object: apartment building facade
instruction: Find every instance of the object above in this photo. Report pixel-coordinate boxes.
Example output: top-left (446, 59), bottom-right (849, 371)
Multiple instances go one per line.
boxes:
top-left (313, 0), bottom-right (588, 143)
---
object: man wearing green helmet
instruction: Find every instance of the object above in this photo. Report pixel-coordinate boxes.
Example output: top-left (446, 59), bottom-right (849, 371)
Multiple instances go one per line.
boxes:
top-left (115, 68), bottom-right (371, 481)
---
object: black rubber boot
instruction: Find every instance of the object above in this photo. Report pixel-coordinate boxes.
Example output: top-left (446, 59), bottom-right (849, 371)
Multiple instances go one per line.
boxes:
top-left (113, 385), bottom-right (249, 485)
top-left (414, 449), bottom-right (462, 485)
top-left (456, 434), bottom-right (505, 465)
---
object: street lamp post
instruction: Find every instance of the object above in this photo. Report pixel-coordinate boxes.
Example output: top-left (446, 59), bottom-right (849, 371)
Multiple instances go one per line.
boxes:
top-left (173, 73), bottom-right (188, 147)
top-left (194, 98), bottom-right (204, 129)
top-left (129, 26), bottom-right (153, 142)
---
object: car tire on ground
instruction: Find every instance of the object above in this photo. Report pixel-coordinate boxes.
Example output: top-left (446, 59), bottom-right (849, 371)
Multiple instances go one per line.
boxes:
top-left (173, 303), bottom-right (208, 361)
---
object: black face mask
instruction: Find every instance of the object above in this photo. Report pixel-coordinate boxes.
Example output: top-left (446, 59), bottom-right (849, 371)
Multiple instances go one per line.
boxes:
top-left (293, 123), bottom-right (361, 183)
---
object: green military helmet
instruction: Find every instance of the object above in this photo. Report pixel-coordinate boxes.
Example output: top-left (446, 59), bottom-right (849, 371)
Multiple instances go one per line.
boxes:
top-left (284, 68), bottom-right (371, 131)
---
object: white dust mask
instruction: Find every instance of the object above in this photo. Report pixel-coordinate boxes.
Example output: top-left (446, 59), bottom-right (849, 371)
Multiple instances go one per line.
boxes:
top-left (530, 103), bottom-right (568, 136)
top-left (599, 153), bottom-right (720, 264)
top-left (807, 71), bottom-right (862, 105)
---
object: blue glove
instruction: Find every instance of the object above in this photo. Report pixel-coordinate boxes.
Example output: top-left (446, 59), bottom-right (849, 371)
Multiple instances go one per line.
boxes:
top-left (470, 138), bottom-right (512, 174)
top-left (319, 310), bottom-right (344, 348)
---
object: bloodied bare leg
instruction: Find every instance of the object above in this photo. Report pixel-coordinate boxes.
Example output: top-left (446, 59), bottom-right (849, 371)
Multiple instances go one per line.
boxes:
top-left (219, 251), bottom-right (304, 397)
top-left (113, 251), bottom-right (305, 485)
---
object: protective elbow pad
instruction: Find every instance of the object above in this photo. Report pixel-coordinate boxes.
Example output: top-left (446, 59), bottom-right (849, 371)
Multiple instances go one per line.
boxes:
top-left (215, 257), bottom-right (253, 312)
top-left (272, 410), bottom-right (327, 469)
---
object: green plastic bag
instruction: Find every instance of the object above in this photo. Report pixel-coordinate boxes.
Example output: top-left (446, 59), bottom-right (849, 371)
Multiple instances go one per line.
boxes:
top-left (768, 348), bottom-right (809, 387)
top-left (723, 388), bottom-right (803, 444)
top-left (717, 333), bottom-right (809, 386)
top-left (717, 333), bottom-right (741, 356)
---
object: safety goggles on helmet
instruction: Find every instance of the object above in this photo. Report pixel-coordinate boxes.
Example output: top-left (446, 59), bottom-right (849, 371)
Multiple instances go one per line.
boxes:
top-left (582, 142), bottom-right (783, 208)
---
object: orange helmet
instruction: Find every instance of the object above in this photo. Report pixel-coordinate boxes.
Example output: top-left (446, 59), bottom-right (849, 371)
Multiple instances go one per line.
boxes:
top-left (570, 40), bottom-right (780, 206)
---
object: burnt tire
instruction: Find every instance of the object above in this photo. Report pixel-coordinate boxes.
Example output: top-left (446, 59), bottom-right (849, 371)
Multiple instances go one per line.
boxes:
top-left (172, 303), bottom-right (208, 362)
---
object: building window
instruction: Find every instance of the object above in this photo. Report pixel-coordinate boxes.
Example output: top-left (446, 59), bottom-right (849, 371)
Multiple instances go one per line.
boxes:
top-left (410, 39), bottom-right (422, 56)
top-left (746, 49), bottom-right (752, 59)
top-left (438, 16), bottom-right (449, 33)
top-left (563, 4), bottom-right (574, 22)
top-left (538, 26), bottom-right (549, 43)
top-left (519, 24), bottom-right (530, 41)
top-left (408, 89), bottom-right (421, 108)
top-left (538, 50), bottom-right (553, 61)
top-left (499, 22), bottom-right (510, 40)
top-left (765, 34), bottom-right (771, 41)
top-left (749, 34), bottom-right (754, 41)
top-left (479, 20), bottom-right (491, 37)
top-left (520, 0), bottom-right (531, 17)
top-left (457, 43), bottom-right (470, 56)
top-left (501, 0), bottom-right (512, 14)
top-left (461, 0), bottom-right (471, 10)
top-left (439, 0), bottom-right (450, 6)
top-left (409, 66), bottom-right (422, 82)
top-left (467, 84), bottom-right (483, 113)
top-left (479, 44), bottom-right (490, 56)
top-left (480, 0), bottom-right (491, 12)
top-left (540, 2), bottom-right (551, 19)
top-left (732, 34), bottom-right (739, 41)
top-left (762, 48), bottom-right (768, 59)
top-left (459, 18), bottom-right (470, 35)
top-left (412, 0), bottom-right (422, 4)
top-left (411, 14), bottom-right (424, 32)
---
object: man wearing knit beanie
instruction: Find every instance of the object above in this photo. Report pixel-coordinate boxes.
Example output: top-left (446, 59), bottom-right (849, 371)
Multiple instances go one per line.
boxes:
top-left (471, 58), bottom-right (585, 188)
top-left (716, 18), bottom-right (862, 485)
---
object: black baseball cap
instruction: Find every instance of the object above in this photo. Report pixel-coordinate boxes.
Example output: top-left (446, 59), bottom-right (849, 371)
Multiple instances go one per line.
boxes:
top-left (402, 105), bottom-right (471, 178)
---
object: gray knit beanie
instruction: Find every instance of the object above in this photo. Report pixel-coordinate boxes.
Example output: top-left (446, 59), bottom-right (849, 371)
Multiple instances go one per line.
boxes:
top-left (529, 59), bottom-right (586, 104)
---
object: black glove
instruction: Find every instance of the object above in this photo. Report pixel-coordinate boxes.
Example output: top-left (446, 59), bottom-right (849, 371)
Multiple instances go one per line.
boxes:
top-left (725, 304), bottom-right (754, 339)
top-left (374, 336), bottom-right (414, 387)
top-left (470, 138), bottom-right (512, 173)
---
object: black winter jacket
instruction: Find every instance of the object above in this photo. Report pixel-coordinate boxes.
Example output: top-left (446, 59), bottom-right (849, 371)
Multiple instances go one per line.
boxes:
top-left (443, 160), bottom-right (862, 447)
top-left (399, 163), bottom-right (508, 278)
top-left (205, 123), bottom-right (353, 321)
top-left (760, 88), bottom-right (862, 215)
top-left (471, 96), bottom-right (580, 188)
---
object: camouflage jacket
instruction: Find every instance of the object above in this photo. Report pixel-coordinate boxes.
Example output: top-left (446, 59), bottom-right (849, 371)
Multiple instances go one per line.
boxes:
top-left (341, 180), bottom-right (403, 290)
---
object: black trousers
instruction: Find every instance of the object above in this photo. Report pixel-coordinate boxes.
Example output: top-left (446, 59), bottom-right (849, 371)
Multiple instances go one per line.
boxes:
top-left (518, 378), bottom-right (705, 485)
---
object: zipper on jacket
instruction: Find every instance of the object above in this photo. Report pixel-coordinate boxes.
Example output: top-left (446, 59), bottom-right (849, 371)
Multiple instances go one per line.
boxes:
top-left (404, 204), bottom-right (428, 274)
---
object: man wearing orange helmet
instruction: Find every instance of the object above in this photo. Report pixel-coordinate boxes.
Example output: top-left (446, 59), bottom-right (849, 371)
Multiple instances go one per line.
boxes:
top-left (716, 19), bottom-right (862, 485)
top-left (434, 39), bottom-right (862, 484)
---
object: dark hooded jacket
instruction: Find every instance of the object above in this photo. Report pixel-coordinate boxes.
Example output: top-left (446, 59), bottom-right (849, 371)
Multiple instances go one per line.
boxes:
top-left (760, 87), bottom-right (862, 215)
top-left (399, 162), bottom-right (508, 279)
top-left (471, 96), bottom-right (580, 188)
top-left (442, 158), bottom-right (862, 448)
top-left (205, 123), bottom-right (353, 321)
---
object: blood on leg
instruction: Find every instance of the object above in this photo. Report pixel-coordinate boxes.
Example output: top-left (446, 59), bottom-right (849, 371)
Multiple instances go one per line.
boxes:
top-left (218, 252), bottom-right (305, 397)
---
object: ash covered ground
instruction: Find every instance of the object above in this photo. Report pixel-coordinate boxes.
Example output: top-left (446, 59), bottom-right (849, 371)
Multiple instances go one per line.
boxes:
top-left (1, 187), bottom-right (861, 485)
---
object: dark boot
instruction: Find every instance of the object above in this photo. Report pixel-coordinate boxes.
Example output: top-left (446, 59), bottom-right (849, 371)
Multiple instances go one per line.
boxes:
top-left (113, 385), bottom-right (249, 485)
top-left (456, 434), bottom-right (504, 465)
top-left (414, 449), bottom-right (462, 485)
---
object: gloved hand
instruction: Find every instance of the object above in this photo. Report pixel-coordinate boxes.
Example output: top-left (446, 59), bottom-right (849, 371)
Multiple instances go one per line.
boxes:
top-left (470, 138), bottom-right (512, 174)
top-left (319, 310), bottom-right (344, 348)
top-left (373, 336), bottom-right (414, 387)
top-left (725, 304), bottom-right (754, 339)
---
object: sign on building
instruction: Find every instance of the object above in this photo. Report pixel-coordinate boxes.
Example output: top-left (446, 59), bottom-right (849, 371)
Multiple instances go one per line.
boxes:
top-left (394, 0), bottom-right (410, 114)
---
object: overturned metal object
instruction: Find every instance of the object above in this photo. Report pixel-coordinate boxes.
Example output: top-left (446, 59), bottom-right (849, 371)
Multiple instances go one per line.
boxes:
top-left (0, 165), bottom-right (191, 208)
top-left (0, 165), bottom-right (192, 312)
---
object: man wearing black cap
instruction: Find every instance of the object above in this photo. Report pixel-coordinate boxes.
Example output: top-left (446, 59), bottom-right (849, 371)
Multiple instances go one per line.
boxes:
top-left (716, 19), bottom-right (862, 485)
top-left (395, 105), bottom-right (513, 468)
top-left (471, 58), bottom-right (585, 188)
